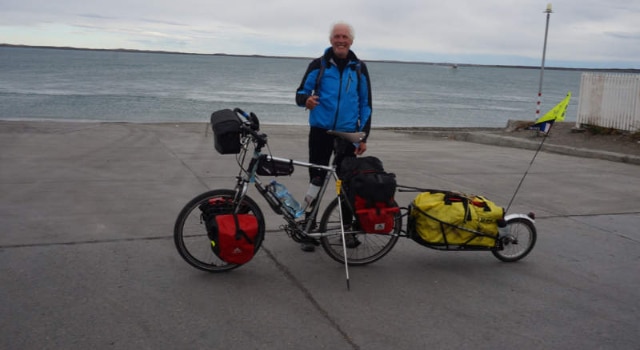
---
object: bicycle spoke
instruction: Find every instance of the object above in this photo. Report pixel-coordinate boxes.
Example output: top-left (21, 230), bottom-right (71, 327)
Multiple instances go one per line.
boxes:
top-left (319, 197), bottom-right (400, 265)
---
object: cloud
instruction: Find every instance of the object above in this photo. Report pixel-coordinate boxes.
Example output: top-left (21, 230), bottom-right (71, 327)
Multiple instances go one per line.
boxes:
top-left (0, 0), bottom-right (638, 68)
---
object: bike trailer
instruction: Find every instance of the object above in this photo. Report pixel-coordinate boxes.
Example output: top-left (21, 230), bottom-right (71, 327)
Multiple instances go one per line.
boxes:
top-left (408, 191), bottom-right (505, 247)
top-left (211, 109), bottom-right (242, 154)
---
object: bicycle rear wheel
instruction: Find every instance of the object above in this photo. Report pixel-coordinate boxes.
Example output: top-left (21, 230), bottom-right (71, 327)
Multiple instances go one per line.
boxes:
top-left (318, 197), bottom-right (400, 266)
top-left (174, 189), bottom-right (265, 272)
top-left (492, 217), bottom-right (537, 262)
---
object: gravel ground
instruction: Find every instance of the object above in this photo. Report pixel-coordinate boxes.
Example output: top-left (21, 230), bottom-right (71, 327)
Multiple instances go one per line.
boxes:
top-left (499, 121), bottom-right (640, 156)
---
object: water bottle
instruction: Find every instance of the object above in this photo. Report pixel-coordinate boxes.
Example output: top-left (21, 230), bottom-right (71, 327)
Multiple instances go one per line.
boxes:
top-left (270, 180), bottom-right (304, 218)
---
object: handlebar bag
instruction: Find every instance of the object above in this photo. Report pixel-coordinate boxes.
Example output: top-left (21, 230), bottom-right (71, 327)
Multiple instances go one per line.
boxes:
top-left (211, 109), bottom-right (242, 154)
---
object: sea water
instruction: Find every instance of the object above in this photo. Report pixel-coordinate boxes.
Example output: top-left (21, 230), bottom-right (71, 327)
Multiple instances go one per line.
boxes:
top-left (0, 46), bottom-right (582, 127)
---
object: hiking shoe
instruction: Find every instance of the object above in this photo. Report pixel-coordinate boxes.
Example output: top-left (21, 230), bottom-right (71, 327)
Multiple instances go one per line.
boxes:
top-left (300, 242), bottom-right (316, 252)
top-left (299, 235), bottom-right (319, 252)
top-left (344, 233), bottom-right (361, 249)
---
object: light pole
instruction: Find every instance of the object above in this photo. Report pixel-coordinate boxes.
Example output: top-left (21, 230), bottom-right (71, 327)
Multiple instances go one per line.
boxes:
top-left (534, 3), bottom-right (553, 121)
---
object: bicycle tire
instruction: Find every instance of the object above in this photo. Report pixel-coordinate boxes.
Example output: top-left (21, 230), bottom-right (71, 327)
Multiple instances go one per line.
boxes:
top-left (318, 196), bottom-right (401, 266)
top-left (174, 189), bottom-right (266, 272)
top-left (491, 217), bottom-right (537, 262)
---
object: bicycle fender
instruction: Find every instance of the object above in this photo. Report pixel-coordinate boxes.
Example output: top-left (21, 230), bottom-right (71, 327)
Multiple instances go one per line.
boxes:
top-left (504, 213), bottom-right (535, 224)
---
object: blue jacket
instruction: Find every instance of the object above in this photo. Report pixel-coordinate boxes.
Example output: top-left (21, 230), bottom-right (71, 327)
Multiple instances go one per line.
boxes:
top-left (296, 48), bottom-right (372, 138)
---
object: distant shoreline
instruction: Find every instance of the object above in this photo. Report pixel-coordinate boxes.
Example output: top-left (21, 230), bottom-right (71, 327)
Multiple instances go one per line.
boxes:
top-left (2, 43), bottom-right (638, 73)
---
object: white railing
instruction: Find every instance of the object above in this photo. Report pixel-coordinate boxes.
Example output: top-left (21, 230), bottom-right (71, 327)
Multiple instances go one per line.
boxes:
top-left (576, 73), bottom-right (640, 132)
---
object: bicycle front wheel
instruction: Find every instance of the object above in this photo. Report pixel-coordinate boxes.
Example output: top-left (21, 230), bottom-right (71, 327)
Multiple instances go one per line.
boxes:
top-left (491, 217), bottom-right (537, 262)
top-left (318, 197), bottom-right (401, 266)
top-left (174, 189), bottom-right (266, 272)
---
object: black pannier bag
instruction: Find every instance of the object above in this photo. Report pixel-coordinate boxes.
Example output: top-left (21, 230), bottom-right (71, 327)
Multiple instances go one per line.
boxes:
top-left (249, 154), bottom-right (294, 177)
top-left (211, 109), bottom-right (242, 154)
top-left (339, 156), bottom-right (384, 183)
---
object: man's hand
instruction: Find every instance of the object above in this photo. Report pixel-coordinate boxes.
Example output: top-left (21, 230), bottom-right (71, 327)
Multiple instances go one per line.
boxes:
top-left (305, 95), bottom-right (319, 110)
top-left (355, 142), bottom-right (367, 155)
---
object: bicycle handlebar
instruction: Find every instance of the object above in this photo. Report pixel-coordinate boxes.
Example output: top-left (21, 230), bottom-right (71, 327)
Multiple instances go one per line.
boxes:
top-left (233, 107), bottom-right (250, 122)
top-left (233, 108), bottom-right (268, 147)
top-left (233, 107), bottom-right (367, 148)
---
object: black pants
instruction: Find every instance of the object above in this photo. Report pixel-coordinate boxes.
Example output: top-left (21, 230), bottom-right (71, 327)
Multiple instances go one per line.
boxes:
top-left (308, 126), bottom-right (356, 183)
top-left (308, 127), bottom-right (356, 225)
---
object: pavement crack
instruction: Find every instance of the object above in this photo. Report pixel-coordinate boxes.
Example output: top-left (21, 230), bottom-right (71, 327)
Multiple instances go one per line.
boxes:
top-left (151, 127), bottom-right (213, 191)
top-left (261, 246), bottom-right (360, 350)
top-left (0, 235), bottom-right (170, 249)
top-left (536, 212), bottom-right (640, 243)
top-left (536, 212), bottom-right (640, 219)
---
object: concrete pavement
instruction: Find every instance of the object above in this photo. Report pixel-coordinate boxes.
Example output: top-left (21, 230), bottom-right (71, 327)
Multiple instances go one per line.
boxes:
top-left (1, 120), bottom-right (639, 349)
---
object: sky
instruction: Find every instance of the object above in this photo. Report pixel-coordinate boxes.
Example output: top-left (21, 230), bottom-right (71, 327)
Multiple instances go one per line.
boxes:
top-left (1, 0), bottom-right (639, 69)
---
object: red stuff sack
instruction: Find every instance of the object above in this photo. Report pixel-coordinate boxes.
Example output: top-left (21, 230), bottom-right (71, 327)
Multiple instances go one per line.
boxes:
top-left (209, 214), bottom-right (259, 264)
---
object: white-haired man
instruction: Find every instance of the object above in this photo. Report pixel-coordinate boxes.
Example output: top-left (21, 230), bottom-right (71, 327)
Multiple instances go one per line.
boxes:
top-left (295, 22), bottom-right (372, 252)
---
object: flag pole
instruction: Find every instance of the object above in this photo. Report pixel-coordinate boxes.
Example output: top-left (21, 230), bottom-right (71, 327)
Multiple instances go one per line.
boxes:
top-left (534, 3), bottom-right (553, 121)
top-left (508, 4), bottom-right (555, 212)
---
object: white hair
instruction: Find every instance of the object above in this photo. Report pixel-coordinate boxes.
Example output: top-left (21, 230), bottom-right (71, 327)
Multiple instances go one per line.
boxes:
top-left (329, 21), bottom-right (355, 40)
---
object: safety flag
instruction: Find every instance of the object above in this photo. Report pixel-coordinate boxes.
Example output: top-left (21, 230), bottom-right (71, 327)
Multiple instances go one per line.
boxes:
top-left (530, 92), bottom-right (572, 133)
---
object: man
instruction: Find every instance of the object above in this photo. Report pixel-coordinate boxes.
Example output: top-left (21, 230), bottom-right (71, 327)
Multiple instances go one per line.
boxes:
top-left (295, 22), bottom-right (373, 252)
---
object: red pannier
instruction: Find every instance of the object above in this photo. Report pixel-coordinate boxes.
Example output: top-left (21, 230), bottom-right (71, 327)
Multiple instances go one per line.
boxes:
top-left (199, 198), bottom-right (259, 265)
top-left (355, 197), bottom-right (400, 234)
top-left (209, 214), bottom-right (259, 264)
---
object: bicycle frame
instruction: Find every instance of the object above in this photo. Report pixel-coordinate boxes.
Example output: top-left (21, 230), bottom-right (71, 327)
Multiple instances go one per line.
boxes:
top-left (227, 111), bottom-right (356, 286)
top-left (229, 118), bottom-right (346, 241)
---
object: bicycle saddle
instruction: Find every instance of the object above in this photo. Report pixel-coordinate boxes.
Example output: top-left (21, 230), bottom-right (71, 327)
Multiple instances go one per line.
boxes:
top-left (327, 130), bottom-right (366, 143)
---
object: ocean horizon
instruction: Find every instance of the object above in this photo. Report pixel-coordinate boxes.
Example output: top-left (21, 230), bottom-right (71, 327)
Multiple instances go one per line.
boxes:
top-left (1, 45), bottom-right (593, 128)
top-left (5, 44), bottom-right (639, 72)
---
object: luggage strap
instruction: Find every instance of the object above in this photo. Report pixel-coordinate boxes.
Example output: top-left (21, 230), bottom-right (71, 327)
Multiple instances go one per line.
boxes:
top-left (232, 214), bottom-right (253, 244)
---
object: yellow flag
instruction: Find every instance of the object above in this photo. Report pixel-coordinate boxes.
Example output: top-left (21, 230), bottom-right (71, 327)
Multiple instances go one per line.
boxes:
top-left (536, 92), bottom-right (572, 123)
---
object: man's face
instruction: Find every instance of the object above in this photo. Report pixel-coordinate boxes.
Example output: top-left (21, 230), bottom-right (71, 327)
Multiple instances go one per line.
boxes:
top-left (330, 25), bottom-right (353, 59)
